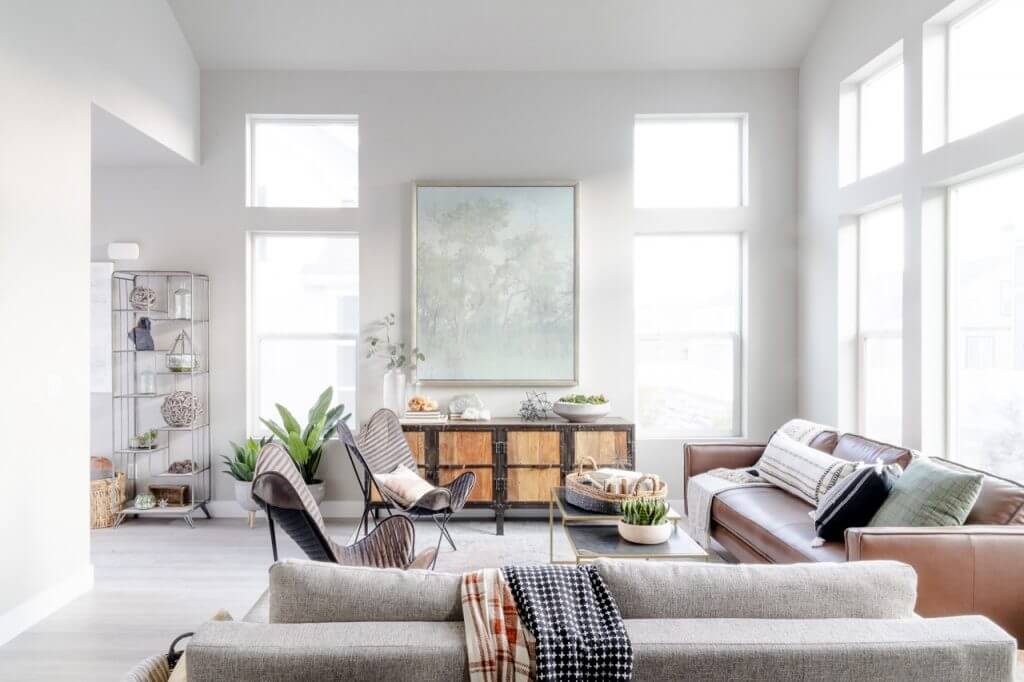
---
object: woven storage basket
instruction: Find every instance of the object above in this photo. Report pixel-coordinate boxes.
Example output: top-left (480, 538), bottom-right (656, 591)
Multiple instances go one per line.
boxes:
top-left (564, 457), bottom-right (666, 514)
top-left (90, 472), bottom-right (126, 529)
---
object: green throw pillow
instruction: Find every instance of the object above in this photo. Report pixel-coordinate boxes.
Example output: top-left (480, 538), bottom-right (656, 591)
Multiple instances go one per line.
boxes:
top-left (869, 457), bottom-right (983, 527)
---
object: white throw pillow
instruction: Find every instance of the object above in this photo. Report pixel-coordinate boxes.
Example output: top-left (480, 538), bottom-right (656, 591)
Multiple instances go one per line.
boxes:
top-left (755, 431), bottom-right (857, 506)
top-left (375, 465), bottom-right (435, 506)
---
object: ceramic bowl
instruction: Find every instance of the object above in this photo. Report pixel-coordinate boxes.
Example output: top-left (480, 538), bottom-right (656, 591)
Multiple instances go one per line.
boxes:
top-left (552, 401), bottom-right (611, 423)
top-left (617, 520), bottom-right (673, 544)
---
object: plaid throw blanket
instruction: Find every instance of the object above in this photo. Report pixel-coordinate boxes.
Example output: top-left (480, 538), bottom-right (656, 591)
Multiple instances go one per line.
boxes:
top-left (503, 565), bottom-right (633, 682)
top-left (462, 568), bottom-right (534, 682)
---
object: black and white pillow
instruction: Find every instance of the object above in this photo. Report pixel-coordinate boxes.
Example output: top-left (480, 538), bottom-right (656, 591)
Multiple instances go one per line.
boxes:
top-left (813, 462), bottom-right (901, 542)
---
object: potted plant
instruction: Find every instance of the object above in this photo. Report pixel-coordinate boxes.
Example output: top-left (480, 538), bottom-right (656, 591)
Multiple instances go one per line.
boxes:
top-left (221, 436), bottom-right (272, 526)
top-left (365, 313), bottom-right (425, 414)
top-left (260, 386), bottom-right (350, 505)
top-left (552, 394), bottom-right (611, 423)
top-left (617, 497), bottom-right (672, 545)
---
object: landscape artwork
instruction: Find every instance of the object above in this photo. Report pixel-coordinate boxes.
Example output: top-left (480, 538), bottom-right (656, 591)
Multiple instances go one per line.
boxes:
top-left (413, 183), bottom-right (578, 384)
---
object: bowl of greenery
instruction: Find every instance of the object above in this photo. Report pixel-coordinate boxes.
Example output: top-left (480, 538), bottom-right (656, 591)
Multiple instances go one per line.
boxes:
top-left (552, 394), bottom-right (611, 422)
top-left (618, 497), bottom-right (672, 544)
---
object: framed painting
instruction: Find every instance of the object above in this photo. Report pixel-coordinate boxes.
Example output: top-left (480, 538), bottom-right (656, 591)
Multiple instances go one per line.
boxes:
top-left (412, 181), bottom-right (579, 385)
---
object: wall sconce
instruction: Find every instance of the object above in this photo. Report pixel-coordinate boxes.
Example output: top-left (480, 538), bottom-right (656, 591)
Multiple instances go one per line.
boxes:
top-left (107, 242), bottom-right (140, 260)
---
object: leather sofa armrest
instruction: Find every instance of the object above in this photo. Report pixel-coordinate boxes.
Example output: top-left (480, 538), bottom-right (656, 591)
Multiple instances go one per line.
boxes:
top-left (683, 443), bottom-right (765, 513)
top-left (846, 525), bottom-right (1024, 643)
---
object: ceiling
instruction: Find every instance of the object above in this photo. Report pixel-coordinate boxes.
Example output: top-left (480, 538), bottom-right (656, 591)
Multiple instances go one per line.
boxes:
top-left (167, 0), bottom-right (833, 72)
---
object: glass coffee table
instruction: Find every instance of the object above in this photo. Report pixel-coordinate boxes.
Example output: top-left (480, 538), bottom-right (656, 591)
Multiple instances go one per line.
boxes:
top-left (549, 487), bottom-right (708, 565)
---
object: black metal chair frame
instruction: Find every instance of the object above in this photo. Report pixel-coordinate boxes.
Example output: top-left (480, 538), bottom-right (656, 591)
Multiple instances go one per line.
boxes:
top-left (338, 417), bottom-right (475, 570)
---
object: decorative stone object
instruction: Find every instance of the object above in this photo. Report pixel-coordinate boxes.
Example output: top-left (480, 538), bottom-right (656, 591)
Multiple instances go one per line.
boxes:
top-left (134, 492), bottom-right (156, 510)
top-left (129, 286), bottom-right (158, 310)
top-left (161, 391), bottom-right (203, 427)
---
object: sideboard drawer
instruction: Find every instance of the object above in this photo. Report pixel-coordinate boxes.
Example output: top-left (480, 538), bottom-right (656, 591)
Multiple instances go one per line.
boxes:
top-left (507, 431), bottom-right (560, 465)
top-left (439, 466), bottom-right (493, 502)
top-left (574, 431), bottom-right (628, 467)
top-left (507, 467), bottom-right (561, 502)
top-left (439, 431), bottom-right (492, 466)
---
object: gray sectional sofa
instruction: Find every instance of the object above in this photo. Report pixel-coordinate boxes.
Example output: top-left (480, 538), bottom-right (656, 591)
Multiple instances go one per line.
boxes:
top-left (186, 559), bottom-right (1017, 681)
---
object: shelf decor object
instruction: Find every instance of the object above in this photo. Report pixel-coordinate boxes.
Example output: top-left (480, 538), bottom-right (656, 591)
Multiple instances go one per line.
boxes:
top-left (412, 182), bottom-right (579, 385)
top-left (111, 270), bottom-right (212, 528)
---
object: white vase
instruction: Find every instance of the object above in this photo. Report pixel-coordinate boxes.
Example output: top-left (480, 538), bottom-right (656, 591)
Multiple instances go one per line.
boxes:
top-left (234, 480), bottom-right (260, 513)
top-left (307, 481), bottom-right (326, 506)
top-left (382, 369), bottom-right (407, 415)
top-left (617, 520), bottom-right (673, 545)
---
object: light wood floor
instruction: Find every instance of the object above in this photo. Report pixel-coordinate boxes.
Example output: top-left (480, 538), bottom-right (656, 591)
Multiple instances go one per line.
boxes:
top-left (0, 516), bottom-right (565, 681)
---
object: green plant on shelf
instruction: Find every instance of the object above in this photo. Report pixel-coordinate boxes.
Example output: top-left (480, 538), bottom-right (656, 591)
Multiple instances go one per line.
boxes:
top-left (133, 429), bottom-right (159, 448)
top-left (260, 386), bottom-right (351, 484)
top-left (621, 497), bottom-right (669, 526)
top-left (558, 394), bottom-right (608, 405)
top-left (221, 436), bottom-right (272, 482)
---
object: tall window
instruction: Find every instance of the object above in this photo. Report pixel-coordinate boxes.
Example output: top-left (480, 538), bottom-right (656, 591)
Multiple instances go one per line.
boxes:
top-left (635, 233), bottom-right (743, 438)
top-left (857, 203), bottom-right (904, 444)
top-left (949, 0), bottom-right (1024, 141)
top-left (634, 115), bottom-right (747, 208)
top-left (839, 44), bottom-right (904, 185)
top-left (246, 115), bottom-right (358, 208)
top-left (249, 233), bottom-right (358, 433)
top-left (949, 165), bottom-right (1024, 481)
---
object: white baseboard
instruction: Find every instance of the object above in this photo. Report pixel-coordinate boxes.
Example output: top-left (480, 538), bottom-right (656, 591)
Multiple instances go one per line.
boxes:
top-left (0, 563), bottom-right (94, 647)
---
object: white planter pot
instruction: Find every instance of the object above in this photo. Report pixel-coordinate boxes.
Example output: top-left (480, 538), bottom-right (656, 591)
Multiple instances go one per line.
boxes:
top-left (382, 369), bottom-right (407, 415)
top-left (308, 481), bottom-right (326, 506)
top-left (617, 520), bottom-right (673, 545)
top-left (234, 480), bottom-right (260, 513)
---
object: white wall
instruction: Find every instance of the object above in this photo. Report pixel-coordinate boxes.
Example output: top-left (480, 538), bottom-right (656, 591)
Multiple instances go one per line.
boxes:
top-left (0, 0), bottom-right (198, 644)
top-left (798, 0), bottom-right (1024, 449)
top-left (92, 69), bottom-right (799, 508)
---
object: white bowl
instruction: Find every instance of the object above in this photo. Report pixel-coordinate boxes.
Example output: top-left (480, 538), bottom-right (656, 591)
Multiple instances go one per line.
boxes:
top-left (552, 401), bottom-right (611, 423)
top-left (617, 520), bottom-right (673, 545)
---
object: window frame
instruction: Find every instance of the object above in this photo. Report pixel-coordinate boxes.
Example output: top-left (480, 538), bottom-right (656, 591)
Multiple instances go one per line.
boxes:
top-left (633, 113), bottom-right (749, 209)
top-left (633, 231), bottom-right (746, 440)
top-left (839, 43), bottom-right (905, 186)
top-left (245, 114), bottom-right (360, 209)
top-left (847, 201), bottom-right (905, 441)
top-left (246, 230), bottom-right (360, 436)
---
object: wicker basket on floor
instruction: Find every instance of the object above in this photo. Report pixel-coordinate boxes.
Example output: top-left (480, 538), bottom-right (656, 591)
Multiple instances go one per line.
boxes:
top-left (90, 472), bottom-right (127, 529)
top-left (564, 456), bottom-right (666, 514)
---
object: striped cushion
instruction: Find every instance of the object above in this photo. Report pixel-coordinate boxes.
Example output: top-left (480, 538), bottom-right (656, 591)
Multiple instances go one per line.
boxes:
top-left (813, 463), bottom-right (901, 541)
top-left (756, 431), bottom-right (857, 505)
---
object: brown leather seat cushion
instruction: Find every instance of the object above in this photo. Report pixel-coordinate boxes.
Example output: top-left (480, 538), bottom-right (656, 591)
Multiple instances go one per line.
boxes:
top-left (832, 434), bottom-right (913, 469)
top-left (711, 486), bottom-right (845, 563)
top-left (934, 458), bottom-right (1024, 525)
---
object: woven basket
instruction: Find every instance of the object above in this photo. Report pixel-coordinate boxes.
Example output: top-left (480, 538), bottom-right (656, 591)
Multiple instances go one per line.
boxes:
top-left (90, 472), bottom-right (126, 529)
top-left (564, 457), bottom-right (666, 514)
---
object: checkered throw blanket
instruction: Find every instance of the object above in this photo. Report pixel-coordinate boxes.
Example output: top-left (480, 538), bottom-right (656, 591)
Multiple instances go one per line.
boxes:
top-left (462, 568), bottom-right (534, 681)
top-left (503, 565), bottom-right (633, 682)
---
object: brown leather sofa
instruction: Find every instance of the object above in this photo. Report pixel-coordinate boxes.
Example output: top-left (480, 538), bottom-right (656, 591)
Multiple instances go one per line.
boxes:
top-left (684, 432), bottom-right (1024, 643)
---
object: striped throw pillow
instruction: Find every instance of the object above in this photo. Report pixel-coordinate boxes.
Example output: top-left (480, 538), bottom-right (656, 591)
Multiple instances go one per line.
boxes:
top-left (756, 431), bottom-right (858, 505)
top-left (813, 463), bottom-right (901, 541)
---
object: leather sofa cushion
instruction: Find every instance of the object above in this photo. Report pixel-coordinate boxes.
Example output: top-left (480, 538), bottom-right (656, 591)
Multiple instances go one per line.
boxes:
top-left (808, 430), bottom-right (839, 453)
top-left (712, 487), bottom-right (845, 563)
top-left (934, 458), bottom-right (1024, 525)
top-left (832, 434), bottom-right (913, 469)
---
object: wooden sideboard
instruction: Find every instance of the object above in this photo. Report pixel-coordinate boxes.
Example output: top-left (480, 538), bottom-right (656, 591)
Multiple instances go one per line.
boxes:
top-left (397, 417), bottom-right (635, 534)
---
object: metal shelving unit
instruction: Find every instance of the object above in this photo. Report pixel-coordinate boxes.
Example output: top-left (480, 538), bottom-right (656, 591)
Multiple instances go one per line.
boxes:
top-left (111, 271), bottom-right (212, 528)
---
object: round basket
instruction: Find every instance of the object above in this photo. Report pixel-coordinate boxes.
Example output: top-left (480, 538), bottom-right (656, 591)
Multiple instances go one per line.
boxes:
top-left (564, 457), bottom-right (666, 514)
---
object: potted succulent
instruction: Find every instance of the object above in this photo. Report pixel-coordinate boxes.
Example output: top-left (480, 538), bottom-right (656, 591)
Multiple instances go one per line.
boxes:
top-left (221, 436), bottom-right (272, 526)
top-left (553, 394), bottom-right (611, 423)
top-left (617, 497), bottom-right (672, 545)
top-left (260, 386), bottom-right (350, 505)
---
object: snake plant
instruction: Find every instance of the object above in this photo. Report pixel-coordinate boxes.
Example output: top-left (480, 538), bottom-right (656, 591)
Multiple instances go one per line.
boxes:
top-left (621, 497), bottom-right (669, 526)
top-left (260, 386), bottom-right (351, 484)
top-left (221, 436), bottom-right (272, 482)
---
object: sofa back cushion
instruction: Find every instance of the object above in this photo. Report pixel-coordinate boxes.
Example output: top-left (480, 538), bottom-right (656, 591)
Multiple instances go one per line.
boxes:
top-left (268, 560), bottom-right (462, 623)
top-left (833, 434), bottom-right (913, 469)
top-left (594, 559), bottom-right (917, 620)
top-left (755, 432), bottom-right (858, 505)
top-left (934, 458), bottom-right (1024, 525)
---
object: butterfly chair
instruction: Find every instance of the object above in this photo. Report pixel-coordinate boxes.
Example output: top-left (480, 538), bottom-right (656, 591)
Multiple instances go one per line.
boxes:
top-left (250, 443), bottom-right (435, 569)
top-left (340, 409), bottom-right (476, 569)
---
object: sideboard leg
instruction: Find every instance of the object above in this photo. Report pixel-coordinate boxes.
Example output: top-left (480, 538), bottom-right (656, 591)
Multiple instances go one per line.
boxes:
top-left (496, 508), bottom-right (505, 536)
